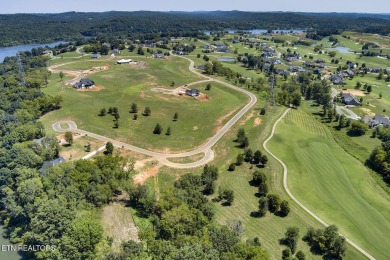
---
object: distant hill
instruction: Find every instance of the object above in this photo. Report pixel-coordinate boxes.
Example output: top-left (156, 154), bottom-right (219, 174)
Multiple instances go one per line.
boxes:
top-left (0, 11), bottom-right (389, 46)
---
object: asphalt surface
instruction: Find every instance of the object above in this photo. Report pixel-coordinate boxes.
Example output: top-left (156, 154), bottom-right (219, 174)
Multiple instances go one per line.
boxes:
top-left (331, 87), bottom-right (360, 120)
top-left (53, 52), bottom-right (257, 168)
top-left (263, 108), bottom-right (374, 260)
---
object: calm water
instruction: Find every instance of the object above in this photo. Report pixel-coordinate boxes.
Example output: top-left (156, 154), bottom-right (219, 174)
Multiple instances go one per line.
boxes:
top-left (324, 46), bottom-right (356, 54)
top-left (0, 226), bottom-right (23, 260)
top-left (204, 29), bottom-right (305, 35)
top-left (0, 41), bottom-right (67, 62)
top-left (217, 57), bottom-right (236, 62)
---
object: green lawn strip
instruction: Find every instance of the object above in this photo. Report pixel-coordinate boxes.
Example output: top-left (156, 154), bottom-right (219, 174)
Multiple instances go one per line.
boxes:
top-left (268, 108), bottom-right (390, 259)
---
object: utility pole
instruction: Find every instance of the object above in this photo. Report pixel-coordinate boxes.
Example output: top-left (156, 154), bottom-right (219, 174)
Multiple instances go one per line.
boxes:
top-left (269, 75), bottom-right (276, 106)
top-left (17, 52), bottom-right (26, 86)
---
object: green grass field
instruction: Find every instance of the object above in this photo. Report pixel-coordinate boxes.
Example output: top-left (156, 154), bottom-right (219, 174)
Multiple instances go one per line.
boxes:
top-left (268, 108), bottom-right (390, 259)
top-left (41, 56), bottom-right (248, 152)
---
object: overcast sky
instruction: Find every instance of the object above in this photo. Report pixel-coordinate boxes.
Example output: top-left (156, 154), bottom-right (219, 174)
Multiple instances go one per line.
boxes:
top-left (1, 0), bottom-right (390, 14)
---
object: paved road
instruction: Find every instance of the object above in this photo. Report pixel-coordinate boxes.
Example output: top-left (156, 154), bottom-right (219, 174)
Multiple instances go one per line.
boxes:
top-left (263, 108), bottom-right (375, 260)
top-left (53, 53), bottom-right (257, 168)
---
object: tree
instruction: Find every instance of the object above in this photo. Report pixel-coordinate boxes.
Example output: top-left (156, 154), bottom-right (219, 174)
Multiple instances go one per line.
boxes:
top-left (228, 163), bottom-right (236, 171)
top-left (108, 107), bottom-right (113, 114)
top-left (105, 142), bottom-right (114, 155)
top-left (236, 154), bottom-right (244, 165)
top-left (206, 83), bottom-right (212, 90)
top-left (267, 194), bottom-right (281, 213)
top-left (114, 113), bottom-right (120, 121)
top-left (133, 114), bottom-right (138, 120)
top-left (113, 121), bottom-right (119, 128)
top-left (282, 248), bottom-right (291, 260)
top-left (260, 108), bottom-right (266, 115)
top-left (99, 108), bottom-right (107, 116)
top-left (245, 148), bottom-right (253, 162)
top-left (258, 197), bottom-right (268, 216)
top-left (280, 200), bottom-right (290, 217)
top-left (252, 171), bottom-right (267, 185)
top-left (224, 189), bottom-right (235, 205)
top-left (236, 128), bottom-right (246, 143)
top-left (296, 250), bottom-right (305, 260)
top-left (166, 127), bottom-right (171, 136)
top-left (64, 131), bottom-right (73, 145)
top-left (137, 47), bottom-right (144, 55)
top-left (59, 71), bottom-right (64, 81)
top-left (349, 121), bottom-right (368, 136)
top-left (173, 112), bottom-right (178, 121)
top-left (241, 137), bottom-right (249, 148)
top-left (367, 85), bottom-right (372, 93)
top-left (284, 227), bottom-right (299, 253)
top-left (290, 92), bottom-right (302, 107)
top-left (327, 109), bottom-right (334, 122)
top-left (130, 103), bottom-right (138, 113)
top-left (379, 92), bottom-right (383, 99)
top-left (253, 150), bottom-right (262, 164)
top-left (153, 123), bottom-right (162, 134)
top-left (144, 107), bottom-right (151, 116)
top-left (112, 107), bottom-right (118, 114)
top-left (258, 182), bottom-right (269, 197)
top-left (260, 155), bottom-right (268, 166)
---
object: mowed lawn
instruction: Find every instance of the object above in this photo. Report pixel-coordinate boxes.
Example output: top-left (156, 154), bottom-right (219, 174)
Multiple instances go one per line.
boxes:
top-left (41, 56), bottom-right (248, 152)
top-left (268, 109), bottom-right (390, 259)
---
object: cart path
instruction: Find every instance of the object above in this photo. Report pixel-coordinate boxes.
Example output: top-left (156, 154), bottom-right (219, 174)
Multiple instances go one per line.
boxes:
top-left (53, 52), bottom-right (257, 168)
top-left (263, 108), bottom-right (375, 260)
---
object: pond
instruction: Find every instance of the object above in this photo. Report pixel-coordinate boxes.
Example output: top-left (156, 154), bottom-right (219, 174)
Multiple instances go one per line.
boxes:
top-left (324, 46), bottom-right (357, 54)
top-left (217, 57), bottom-right (236, 62)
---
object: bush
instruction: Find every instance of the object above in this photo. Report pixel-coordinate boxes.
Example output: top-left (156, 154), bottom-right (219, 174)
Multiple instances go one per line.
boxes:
top-left (228, 163), bottom-right (236, 171)
top-left (260, 108), bottom-right (266, 115)
top-left (153, 123), bottom-right (162, 134)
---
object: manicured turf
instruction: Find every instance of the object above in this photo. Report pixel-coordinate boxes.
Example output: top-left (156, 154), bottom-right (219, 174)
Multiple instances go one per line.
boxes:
top-left (268, 108), bottom-right (390, 259)
top-left (41, 56), bottom-right (248, 152)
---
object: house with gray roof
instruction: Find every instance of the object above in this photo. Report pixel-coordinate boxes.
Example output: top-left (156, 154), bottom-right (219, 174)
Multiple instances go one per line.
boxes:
top-left (341, 93), bottom-right (361, 106)
top-left (74, 78), bottom-right (95, 89)
top-left (39, 156), bottom-right (66, 173)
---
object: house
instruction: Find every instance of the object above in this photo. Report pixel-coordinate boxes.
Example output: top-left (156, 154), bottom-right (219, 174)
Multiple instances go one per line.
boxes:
top-left (74, 78), bottom-right (95, 89)
top-left (363, 114), bottom-right (390, 127)
top-left (91, 54), bottom-right (101, 59)
top-left (185, 89), bottom-right (200, 97)
top-left (374, 114), bottom-right (390, 126)
top-left (42, 50), bottom-right (53, 55)
top-left (117, 59), bottom-right (132, 64)
top-left (341, 93), bottom-right (361, 106)
top-left (39, 156), bottom-right (66, 173)
top-left (152, 53), bottom-right (165, 59)
top-left (112, 49), bottom-right (121, 55)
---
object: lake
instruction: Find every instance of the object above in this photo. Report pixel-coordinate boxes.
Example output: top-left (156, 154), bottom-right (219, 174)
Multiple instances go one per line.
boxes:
top-left (324, 46), bottom-right (357, 54)
top-left (0, 41), bottom-right (67, 62)
top-left (0, 226), bottom-right (23, 260)
top-left (204, 29), bottom-right (305, 35)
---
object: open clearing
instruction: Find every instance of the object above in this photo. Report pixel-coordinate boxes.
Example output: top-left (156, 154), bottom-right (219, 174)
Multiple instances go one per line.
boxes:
top-left (268, 109), bottom-right (390, 259)
top-left (41, 56), bottom-right (248, 152)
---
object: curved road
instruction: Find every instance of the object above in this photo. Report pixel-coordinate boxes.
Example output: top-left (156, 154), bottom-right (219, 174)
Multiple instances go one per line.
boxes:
top-left (263, 108), bottom-right (375, 260)
top-left (53, 52), bottom-right (257, 168)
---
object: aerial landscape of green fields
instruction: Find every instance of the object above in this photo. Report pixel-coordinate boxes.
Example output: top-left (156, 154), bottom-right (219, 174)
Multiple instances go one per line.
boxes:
top-left (1, 1), bottom-right (390, 259)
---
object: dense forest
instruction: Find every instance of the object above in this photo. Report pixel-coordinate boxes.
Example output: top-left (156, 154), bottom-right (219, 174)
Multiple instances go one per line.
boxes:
top-left (0, 11), bottom-right (390, 46)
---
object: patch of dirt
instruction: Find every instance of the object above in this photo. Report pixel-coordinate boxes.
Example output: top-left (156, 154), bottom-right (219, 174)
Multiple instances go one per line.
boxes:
top-left (341, 89), bottom-right (366, 97)
top-left (56, 133), bottom-right (81, 145)
top-left (76, 85), bottom-right (104, 92)
top-left (238, 112), bottom-right (254, 127)
top-left (133, 161), bottom-right (162, 185)
top-left (361, 108), bottom-right (375, 117)
top-left (92, 64), bottom-right (110, 71)
top-left (193, 126), bottom-right (199, 131)
top-left (213, 107), bottom-right (240, 133)
top-left (139, 91), bottom-right (146, 98)
top-left (254, 117), bottom-right (262, 127)
top-left (102, 203), bottom-right (139, 252)
top-left (196, 93), bottom-right (210, 101)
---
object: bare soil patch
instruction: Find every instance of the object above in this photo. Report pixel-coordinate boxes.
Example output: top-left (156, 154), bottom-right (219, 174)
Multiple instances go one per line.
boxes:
top-left (196, 93), bottom-right (210, 101)
top-left (238, 112), bottom-right (254, 127)
top-left (254, 117), bottom-right (262, 127)
top-left (213, 107), bottom-right (240, 133)
top-left (133, 161), bottom-right (162, 185)
top-left (341, 89), bottom-right (366, 97)
top-left (193, 126), bottom-right (199, 131)
top-left (102, 203), bottom-right (139, 252)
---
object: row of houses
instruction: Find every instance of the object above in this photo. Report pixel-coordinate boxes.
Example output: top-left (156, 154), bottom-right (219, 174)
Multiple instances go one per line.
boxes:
top-left (363, 114), bottom-right (390, 127)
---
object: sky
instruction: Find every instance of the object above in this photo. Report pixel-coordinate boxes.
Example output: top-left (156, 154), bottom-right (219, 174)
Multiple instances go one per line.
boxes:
top-left (1, 0), bottom-right (390, 14)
